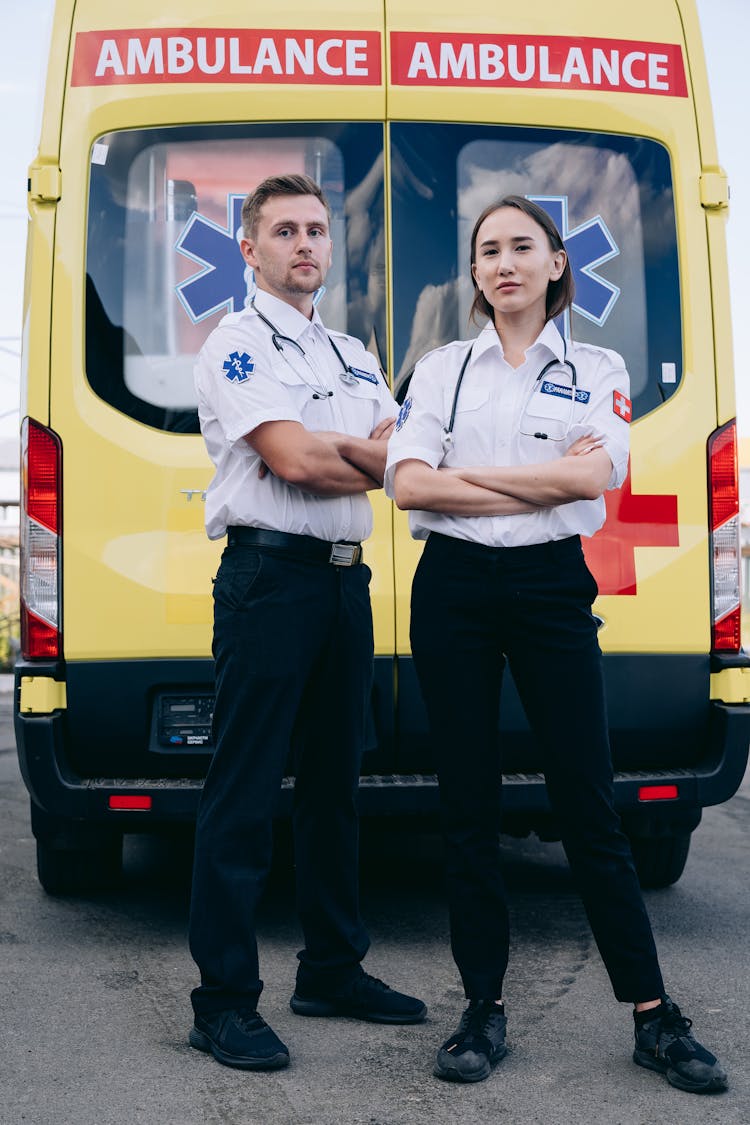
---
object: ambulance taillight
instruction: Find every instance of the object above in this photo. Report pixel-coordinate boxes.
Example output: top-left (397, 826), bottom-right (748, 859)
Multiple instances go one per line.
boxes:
top-left (20, 418), bottom-right (62, 660)
top-left (708, 420), bottom-right (741, 653)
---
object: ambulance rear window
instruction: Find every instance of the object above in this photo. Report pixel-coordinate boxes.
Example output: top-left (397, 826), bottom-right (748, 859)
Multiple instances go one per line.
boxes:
top-left (390, 123), bottom-right (681, 422)
top-left (85, 123), bottom-right (386, 433)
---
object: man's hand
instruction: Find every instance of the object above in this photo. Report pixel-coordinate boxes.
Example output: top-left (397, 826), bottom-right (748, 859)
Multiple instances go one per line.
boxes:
top-left (370, 416), bottom-right (396, 441)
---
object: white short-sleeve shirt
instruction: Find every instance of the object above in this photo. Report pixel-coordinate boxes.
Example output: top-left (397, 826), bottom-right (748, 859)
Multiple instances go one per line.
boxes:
top-left (385, 320), bottom-right (630, 547)
top-left (196, 289), bottom-right (397, 540)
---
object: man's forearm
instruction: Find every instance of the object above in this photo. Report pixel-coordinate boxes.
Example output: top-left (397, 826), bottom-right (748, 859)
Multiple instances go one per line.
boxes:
top-left (336, 434), bottom-right (388, 486)
top-left (290, 444), bottom-right (380, 496)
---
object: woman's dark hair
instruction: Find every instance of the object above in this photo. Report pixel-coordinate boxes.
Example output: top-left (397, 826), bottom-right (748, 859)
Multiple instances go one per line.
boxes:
top-left (469, 195), bottom-right (575, 325)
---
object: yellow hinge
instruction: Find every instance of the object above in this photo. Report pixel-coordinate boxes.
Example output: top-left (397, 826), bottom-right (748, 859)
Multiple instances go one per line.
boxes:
top-left (19, 676), bottom-right (67, 714)
top-left (709, 667), bottom-right (750, 704)
top-left (28, 163), bottom-right (62, 202)
top-left (700, 171), bottom-right (729, 211)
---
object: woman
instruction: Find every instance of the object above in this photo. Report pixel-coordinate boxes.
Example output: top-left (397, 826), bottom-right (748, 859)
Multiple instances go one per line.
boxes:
top-left (385, 196), bottom-right (726, 1093)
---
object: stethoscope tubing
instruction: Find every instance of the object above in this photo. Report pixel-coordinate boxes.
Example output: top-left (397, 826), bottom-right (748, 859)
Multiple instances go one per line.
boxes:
top-left (251, 300), bottom-right (360, 398)
top-left (441, 342), bottom-right (578, 448)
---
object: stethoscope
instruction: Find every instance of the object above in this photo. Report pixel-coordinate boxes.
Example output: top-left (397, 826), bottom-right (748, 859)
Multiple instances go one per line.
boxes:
top-left (441, 341), bottom-right (579, 451)
top-left (251, 300), bottom-right (372, 401)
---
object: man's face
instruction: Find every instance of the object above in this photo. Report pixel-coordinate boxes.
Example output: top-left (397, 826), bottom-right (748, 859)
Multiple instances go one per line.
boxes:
top-left (240, 194), bottom-right (333, 313)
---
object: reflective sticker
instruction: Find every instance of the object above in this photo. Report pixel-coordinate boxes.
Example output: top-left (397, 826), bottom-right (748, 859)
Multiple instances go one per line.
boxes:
top-left (395, 396), bottom-right (413, 431)
top-left (540, 381), bottom-right (591, 404)
top-left (529, 196), bottom-right (620, 331)
top-left (176, 195), bottom-right (246, 323)
top-left (72, 30), bottom-right (382, 88)
top-left (349, 367), bottom-right (379, 385)
top-left (582, 466), bottom-right (678, 596)
top-left (390, 33), bottom-right (687, 98)
top-left (613, 391), bottom-right (632, 421)
top-left (223, 351), bottom-right (255, 383)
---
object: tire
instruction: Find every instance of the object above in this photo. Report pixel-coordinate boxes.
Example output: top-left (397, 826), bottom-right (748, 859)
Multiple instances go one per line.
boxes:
top-left (628, 831), bottom-right (691, 889)
top-left (36, 837), bottom-right (123, 896)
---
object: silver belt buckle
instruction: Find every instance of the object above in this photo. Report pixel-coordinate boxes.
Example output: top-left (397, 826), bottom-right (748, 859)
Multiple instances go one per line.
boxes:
top-left (329, 542), bottom-right (361, 567)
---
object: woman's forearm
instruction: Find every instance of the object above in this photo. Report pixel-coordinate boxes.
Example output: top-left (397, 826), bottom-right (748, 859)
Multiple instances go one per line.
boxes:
top-left (393, 460), bottom-right (538, 515)
top-left (450, 448), bottom-right (612, 505)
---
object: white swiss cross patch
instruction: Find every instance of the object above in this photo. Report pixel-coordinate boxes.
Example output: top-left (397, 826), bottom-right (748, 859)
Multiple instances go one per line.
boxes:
top-left (613, 391), bottom-right (632, 422)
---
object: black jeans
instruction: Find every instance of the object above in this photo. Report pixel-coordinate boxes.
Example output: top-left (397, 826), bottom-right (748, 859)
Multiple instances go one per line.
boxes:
top-left (189, 544), bottom-right (373, 1016)
top-left (410, 532), bottom-right (664, 1004)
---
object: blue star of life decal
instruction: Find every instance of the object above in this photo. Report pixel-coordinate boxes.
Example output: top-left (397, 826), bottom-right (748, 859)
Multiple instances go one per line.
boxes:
top-left (395, 396), bottom-right (413, 432)
top-left (223, 351), bottom-right (255, 383)
top-left (175, 194), bottom-right (248, 323)
top-left (527, 195), bottom-right (620, 336)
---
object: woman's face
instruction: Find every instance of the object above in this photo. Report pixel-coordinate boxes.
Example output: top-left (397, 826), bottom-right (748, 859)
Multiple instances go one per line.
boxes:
top-left (471, 207), bottom-right (566, 324)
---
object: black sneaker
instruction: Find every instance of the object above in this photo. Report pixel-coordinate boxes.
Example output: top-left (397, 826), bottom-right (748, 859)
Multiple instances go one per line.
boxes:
top-left (290, 968), bottom-right (426, 1024)
top-left (633, 996), bottom-right (728, 1094)
top-left (434, 1000), bottom-right (507, 1083)
top-left (189, 1007), bottom-right (290, 1071)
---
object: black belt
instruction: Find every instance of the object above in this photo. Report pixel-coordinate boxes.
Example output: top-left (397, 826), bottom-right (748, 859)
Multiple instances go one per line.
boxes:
top-left (226, 526), bottom-right (362, 567)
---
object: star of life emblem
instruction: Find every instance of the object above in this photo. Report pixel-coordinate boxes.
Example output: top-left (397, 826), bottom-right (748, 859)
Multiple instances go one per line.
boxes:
top-left (223, 351), bottom-right (255, 383)
top-left (396, 396), bottom-right (413, 431)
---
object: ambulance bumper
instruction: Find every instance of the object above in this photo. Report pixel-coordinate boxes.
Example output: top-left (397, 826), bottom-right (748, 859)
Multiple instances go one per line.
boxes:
top-left (14, 695), bottom-right (748, 828)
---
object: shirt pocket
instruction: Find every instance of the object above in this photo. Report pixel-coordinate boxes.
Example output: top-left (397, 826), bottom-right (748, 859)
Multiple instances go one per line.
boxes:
top-left (271, 356), bottom-right (334, 426)
top-left (337, 374), bottom-right (381, 436)
top-left (442, 382), bottom-right (492, 465)
top-left (521, 382), bottom-right (579, 441)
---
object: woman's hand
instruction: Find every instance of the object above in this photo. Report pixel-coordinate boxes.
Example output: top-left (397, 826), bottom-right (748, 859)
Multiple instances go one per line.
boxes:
top-left (565, 434), bottom-right (604, 458)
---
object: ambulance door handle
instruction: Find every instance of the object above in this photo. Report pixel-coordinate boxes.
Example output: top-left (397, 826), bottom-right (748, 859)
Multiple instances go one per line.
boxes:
top-left (28, 163), bottom-right (62, 203)
top-left (699, 170), bottom-right (729, 211)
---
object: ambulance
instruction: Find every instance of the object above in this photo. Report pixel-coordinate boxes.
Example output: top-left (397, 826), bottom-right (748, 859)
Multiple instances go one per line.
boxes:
top-left (16, 0), bottom-right (750, 893)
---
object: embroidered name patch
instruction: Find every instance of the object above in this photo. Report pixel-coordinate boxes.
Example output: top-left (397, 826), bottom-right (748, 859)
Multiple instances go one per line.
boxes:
top-left (395, 396), bottom-right (413, 431)
top-left (540, 380), bottom-right (591, 404)
top-left (349, 366), bottom-right (379, 385)
top-left (613, 391), bottom-right (632, 421)
top-left (222, 351), bottom-right (255, 383)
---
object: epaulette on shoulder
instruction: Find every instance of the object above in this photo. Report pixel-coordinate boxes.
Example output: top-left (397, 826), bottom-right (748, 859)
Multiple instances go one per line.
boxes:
top-left (415, 338), bottom-right (473, 367)
top-left (217, 309), bottom-right (250, 329)
top-left (568, 339), bottom-right (625, 366)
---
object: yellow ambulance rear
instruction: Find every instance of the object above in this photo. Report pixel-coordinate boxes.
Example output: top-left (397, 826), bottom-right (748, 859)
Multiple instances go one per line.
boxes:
top-left (16, 0), bottom-right (750, 893)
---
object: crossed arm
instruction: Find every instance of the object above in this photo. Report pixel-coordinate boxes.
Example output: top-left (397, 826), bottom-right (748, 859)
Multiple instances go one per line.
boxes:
top-left (245, 416), bottom-right (396, 497)
top-left (392, 436), bottom-right (611, 515)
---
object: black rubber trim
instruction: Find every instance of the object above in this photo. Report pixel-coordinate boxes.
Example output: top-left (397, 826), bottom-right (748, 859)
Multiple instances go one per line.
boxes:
top-left (14, 705), bottom-right (748, 827)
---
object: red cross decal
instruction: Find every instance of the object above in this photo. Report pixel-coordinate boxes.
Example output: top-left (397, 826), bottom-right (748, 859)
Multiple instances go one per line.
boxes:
top-left (613, 391), bottom-right (632, 421)
top-left (582, 463), bottom-right (679, 595)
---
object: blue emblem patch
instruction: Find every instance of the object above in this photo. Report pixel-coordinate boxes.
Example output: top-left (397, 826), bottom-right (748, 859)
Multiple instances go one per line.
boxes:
top-left (395, 396), bottom-right (413, 432)
top-left (540, 381), bottom-right (591, 404)
top-left (349, 367), bottom-right (379, 386)
top-left (222, 351), bottom-right (255, 383)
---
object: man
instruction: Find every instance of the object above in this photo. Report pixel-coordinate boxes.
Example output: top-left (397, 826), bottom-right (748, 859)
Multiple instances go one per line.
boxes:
top-left (189, 173), bottom-right (426, 1071)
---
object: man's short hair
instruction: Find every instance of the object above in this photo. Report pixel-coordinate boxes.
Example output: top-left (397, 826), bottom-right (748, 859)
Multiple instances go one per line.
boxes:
top-left (241, 174), bottom-right (331, 240)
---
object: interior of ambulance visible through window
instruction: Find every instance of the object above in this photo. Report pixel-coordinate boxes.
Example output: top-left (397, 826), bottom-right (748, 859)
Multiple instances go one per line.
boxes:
top-left (85, 123), bottom-right (386, 432)
top-left (389, 123), bottom-right (681, 423)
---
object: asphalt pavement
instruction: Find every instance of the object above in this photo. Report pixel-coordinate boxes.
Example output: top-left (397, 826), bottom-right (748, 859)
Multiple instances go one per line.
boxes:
top-left (1, 688), bottom-right (748, 1125)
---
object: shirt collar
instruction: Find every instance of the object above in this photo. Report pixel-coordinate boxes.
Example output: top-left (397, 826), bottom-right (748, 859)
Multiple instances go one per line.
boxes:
top-left (471, 318), bottom-right (566, 365)
top-left (536, 319), bottom-right (566, 363)
top-left (250, 287), bottom-right (325, 342)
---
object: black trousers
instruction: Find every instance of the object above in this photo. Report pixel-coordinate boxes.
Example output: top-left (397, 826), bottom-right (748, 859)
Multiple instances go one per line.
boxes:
top-left (410, 532), bottom-right (665, 1005)
top-left (189, 542), bottom-right (373, 1016)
